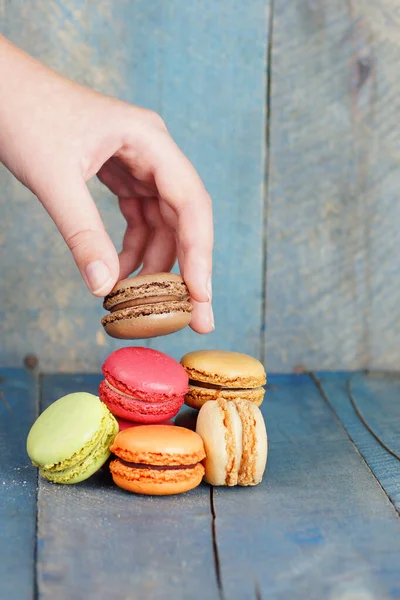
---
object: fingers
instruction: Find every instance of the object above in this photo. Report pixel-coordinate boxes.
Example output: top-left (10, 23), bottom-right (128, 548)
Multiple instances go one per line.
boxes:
top-left (149, 136), bottom-right (214, 332)
top-left (118, 196), bottom-right (149, 278)
top-left (117, 129), bottom-right (214, 332)
top-left (189, 299), bottom-right (215, 334)
top-left (99, 161), bottom-right (176, 278)
top-left (98, 160), bottom-right (149, 278)
top-left (140, 198), bottom-right (176, 274)
top-left (36, 176), bottom-right (119, 296)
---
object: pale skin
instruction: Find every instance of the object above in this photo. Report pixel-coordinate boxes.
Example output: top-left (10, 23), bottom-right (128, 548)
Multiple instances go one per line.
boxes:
top-left (0, 35), bottom-right (214, 334)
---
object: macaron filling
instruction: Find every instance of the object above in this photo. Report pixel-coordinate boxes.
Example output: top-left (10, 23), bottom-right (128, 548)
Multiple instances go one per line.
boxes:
top-left (103, 379), bottom-right (161, 403)
top-left (102, 375), bottom-right (186, 404)
top-left (109, 295), bottom-right (183, 312)
top-left (217, 400), bottom-right (239, 485)
top-left (102, 300), bottom-right (192, 326)
top-left (110, 458), bottom-right (205, 484)
top-left (233, 400), bottom-right (258, 485)
top-left (117, 459), bottom-right (198, 470)
top-left (100, 381), bottom-right (184, 419)
top-left (104, 279), bottom-right (189, 310)
top-left (189, 379), bottom-right (264, 392)
top-left (37, 410), bottom-right (118, 484)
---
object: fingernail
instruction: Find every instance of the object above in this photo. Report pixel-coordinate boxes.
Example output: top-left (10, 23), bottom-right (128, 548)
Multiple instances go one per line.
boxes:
top-left (86, 260), bottom-right (112, 294)
top-left (210, 304), bottom-right (215, 330)
top-left (207, 275), bottom-right (212, 302)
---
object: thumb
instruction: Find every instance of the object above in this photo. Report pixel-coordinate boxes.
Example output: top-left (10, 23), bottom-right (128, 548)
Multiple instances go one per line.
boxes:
top-left (37, 177), bottom-right (120, 296)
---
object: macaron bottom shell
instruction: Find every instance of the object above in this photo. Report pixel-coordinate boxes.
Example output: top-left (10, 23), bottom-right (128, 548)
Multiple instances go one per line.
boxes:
top-left (99, 380), bottom-right (183, 424)
top-left (102, 306), bottom-right (192, 340)
top-left (42, 448), bottom-right (113, 484)
top-left (110, 460), bottom-right (205, 496)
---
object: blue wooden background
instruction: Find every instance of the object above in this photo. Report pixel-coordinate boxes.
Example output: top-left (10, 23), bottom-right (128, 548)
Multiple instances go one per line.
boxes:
top-left (1, 1), bottom-right (399, 373)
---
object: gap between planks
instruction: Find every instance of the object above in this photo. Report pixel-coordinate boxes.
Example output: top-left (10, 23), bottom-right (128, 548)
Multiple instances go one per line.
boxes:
top-left (210, 486), bottom-right (224, 600)
top-left (33, 374), bottom-right (44, 600)
top-left (346, 375), bottom-right (400, 462)
top-left (310, 371), bottom-right (400, 518)
top-left (260, 0), bottom-right (275, 367)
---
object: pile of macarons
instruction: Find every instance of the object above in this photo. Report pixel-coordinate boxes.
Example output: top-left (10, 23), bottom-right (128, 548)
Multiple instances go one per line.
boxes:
top-left (27, 273), bottom-right (268, 495)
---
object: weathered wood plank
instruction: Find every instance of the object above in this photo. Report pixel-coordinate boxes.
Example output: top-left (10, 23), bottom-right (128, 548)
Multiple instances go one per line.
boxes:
top-left (1, 0), bottom-right (267, 371)
top-left (349, 372), bottom-right (400, 458)
top-left (0, 369), bottom-right (38, 600)
top-left (265, 0), bottom-right (400, 371)
top-left (317, 371), bottom-right (400, 512)
top-left (37, 374), bottom-right (220, 600)
top-left (213, 374), bottom-right (400, 599)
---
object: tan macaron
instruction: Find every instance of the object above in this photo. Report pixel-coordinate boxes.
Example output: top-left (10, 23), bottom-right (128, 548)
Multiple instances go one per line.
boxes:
top-left (180, 350), bottom-right (266, 409)
top-left (102, 273), bottom-right (192, 339)
top-left (196, 398), bottom-right (268, 486)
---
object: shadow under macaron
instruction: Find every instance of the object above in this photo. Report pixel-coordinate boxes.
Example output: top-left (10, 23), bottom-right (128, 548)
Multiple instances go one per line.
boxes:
top-left (174, 407), bottom-right (199, 431)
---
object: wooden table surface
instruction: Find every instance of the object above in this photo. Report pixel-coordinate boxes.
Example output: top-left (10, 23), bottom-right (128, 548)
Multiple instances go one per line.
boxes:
top-left (1, 369), bottom-right (400, 599)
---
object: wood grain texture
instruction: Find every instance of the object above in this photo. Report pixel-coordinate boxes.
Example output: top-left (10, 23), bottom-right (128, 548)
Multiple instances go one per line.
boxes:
top-left (213, 374), bottom-right (400, 599)
top-left (349, 372), bottom-right (400, 458)
top-left (265, 0), bottom-right (400, 371)
top-left (36, 374), bottom-right (220, 600)
top-left (0, 369), bottom-right (38, 600)
top-left (317, 371), bottom-right (400, 512)
top-left (0, 0), bottom-right (267, 371)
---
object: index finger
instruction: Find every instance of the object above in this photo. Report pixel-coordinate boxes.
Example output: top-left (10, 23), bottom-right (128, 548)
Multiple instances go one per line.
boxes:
top-left (148, 133), bottom-right (214, 304)
top-left (119, 126), bottom-right (214, 333)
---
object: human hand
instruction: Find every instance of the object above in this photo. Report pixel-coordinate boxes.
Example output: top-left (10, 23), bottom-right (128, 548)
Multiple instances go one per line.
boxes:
top-left (0, 36), bottom-right (214, 333)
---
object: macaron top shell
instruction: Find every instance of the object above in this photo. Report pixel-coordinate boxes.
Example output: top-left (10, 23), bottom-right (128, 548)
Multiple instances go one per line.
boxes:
top-left (181, 350), bottom-right (266, 388)
top-left (103, 272), bottom-right (189, 310)
top-left (103, 347), bottom-right (189, 400)
top-left (27, 392), bottom-right (107, 466)
top-left (111, 425), bottom-right (205, 466)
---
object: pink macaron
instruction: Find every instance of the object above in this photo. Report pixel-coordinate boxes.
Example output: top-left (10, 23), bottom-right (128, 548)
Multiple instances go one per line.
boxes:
top-left (99, 347), bottom-right (188, 424)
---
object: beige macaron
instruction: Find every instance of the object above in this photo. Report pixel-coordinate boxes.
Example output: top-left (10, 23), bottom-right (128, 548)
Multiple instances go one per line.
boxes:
top-left (180, 350), bottom-right (266, 409)
top-left (196, 398), bottom-right (268, 486)
top-left (102, 273), bottom-right (192, 339)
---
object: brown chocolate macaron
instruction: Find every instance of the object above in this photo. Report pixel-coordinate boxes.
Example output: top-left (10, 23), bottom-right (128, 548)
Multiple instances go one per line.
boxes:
top-left (180, 350), bottom-right (266, 410)
top-left (102, 273), bottom-right (193, 339)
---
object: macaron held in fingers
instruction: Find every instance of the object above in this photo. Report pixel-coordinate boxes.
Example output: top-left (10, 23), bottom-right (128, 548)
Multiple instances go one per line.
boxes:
top-left (196, 398), bottom-right (268, 486)
top-left (110, 425), bottom-right (206, 495)
top-left (102, 272), bottom-right (193, 339)
top-left (26, 392), bottom-right (118, 484)
top-left (180, 350), bottom-right (266, 409)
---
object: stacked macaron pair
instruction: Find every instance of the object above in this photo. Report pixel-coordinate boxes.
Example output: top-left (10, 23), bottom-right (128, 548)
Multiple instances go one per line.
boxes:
top-left (176, 350), bottom-right (269, 487)
top-left (180, 349), bottom-right (267, 409)
top-left (96, 346), bottom-right (208, 495)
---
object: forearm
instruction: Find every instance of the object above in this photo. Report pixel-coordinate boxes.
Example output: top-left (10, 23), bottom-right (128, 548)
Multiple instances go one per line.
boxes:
top-left (0, 35), bottom-right (89, 188)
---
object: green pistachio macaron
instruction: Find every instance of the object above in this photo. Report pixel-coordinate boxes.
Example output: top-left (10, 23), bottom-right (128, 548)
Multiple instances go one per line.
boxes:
top-left (27, 392), bottom-right (118, 484)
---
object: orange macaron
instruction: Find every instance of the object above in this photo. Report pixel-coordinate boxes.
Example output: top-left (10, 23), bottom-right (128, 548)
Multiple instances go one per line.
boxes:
top-left (109, 425), bottom-right (205, 495)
